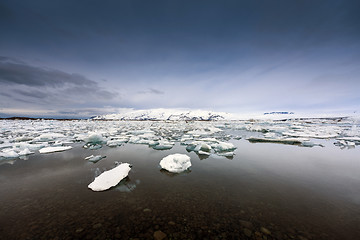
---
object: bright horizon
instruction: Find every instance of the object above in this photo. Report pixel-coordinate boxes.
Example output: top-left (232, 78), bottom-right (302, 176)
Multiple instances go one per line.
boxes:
top-left (1, 1), bottom-right (359, 118)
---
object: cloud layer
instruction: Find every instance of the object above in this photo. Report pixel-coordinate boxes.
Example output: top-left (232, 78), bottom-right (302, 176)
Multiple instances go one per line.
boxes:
top-left (0, 1), bottom-right (359, 117)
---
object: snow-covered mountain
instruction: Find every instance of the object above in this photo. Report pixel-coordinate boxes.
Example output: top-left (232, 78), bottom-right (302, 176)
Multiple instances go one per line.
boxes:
top-left (92, 108), bottom-right (234, 121)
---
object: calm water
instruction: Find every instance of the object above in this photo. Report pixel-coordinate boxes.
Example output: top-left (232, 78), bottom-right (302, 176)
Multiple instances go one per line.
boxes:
top-left (0, 135), bottom-right (360, 240)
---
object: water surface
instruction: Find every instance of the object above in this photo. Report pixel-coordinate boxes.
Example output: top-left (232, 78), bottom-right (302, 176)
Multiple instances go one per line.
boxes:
top-left (0, 136), bottom-right (360, 240)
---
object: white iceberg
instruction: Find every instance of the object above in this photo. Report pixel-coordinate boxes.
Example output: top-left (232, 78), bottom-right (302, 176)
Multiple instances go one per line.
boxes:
top-left (160, 153), bottom-right (191, 173)
top-left (88, 163), bottom-right (132, 191)
top-left (39, 146), bottom-right (72, 154)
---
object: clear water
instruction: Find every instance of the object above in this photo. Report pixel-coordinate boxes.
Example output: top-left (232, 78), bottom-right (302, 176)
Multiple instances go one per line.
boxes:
top-left (0, 136), bottom-right (359, 239)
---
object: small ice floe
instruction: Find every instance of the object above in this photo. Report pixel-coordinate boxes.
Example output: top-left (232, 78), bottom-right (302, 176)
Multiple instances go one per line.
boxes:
top-left (39, 146), bottom-right (72, 154)
top-left (0, 149), bottom-right (19, 159)
top-left (34, 133), bottom-right (66, 142)
top-left (85, 155), bottom-right (106, 163)
top-left (198, 150), bottom-right (211, 156)
top-left (212, 141), bottom-right (237, 152)
top-left (152, 140), bottom-right (174, 150)
top-left (18, 148), bottom-right (34, 156)
top-left (88, 163), bottom-right (132, 191)
top-left (186, 141), bottom-right (212, 153)
top-left (84, 132), bottom-right (106, 144)
top-left (300, 141), bottom-right (324, 148)
top-left (159, 153), bottom-right (191, 173)
top-left (334, 140), bottom-right (356, 149)
top-left (106, 140), bottom-right (124, 147)
top-left (83, 143), bottom-right (102, 150)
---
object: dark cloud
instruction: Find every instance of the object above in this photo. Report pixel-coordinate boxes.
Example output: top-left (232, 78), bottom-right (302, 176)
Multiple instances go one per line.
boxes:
top-left (0, 56), bottom-right (96, 87)
top-left (0, 56), bottom-right (118, 110)
top-left (12, 89), bottom-right (48, 99)
top-left (0, 1), bottom-right (359, 116)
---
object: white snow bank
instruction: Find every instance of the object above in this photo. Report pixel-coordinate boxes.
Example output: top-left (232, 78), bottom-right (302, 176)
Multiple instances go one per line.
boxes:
top-left (88, 163), bottom-right (132, 191)
top-left (160, 153), bottom-right (191, 173)
top-left (39, 146), bottom-right (72, 154)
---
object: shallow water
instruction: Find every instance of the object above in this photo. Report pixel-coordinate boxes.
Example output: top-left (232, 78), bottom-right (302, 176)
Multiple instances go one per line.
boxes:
top-left (0, 135), bottom-right (360, 239)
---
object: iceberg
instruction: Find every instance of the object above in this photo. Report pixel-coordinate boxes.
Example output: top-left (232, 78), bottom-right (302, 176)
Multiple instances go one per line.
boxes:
top-left (88, 163), bottom-right (132, 191)
top-left (159, 153), bottom-right (191, 173)
top-left (39, 146), bottom-right (72, 154)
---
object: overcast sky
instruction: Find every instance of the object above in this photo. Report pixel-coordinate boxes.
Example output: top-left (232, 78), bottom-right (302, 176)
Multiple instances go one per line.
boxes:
top-left (0, 0), bottom-right (359, 118)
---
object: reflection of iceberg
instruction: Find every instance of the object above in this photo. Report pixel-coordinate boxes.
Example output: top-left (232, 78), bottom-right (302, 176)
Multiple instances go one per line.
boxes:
top-left (160, 154), bottom-right (191, 173)
top-left (0, 158), bottom-right (17, 166)
top-left (115, 179), bottom-right (140, 192)
top-left (160, 168), bottom-right (191, 177)
top-left (247, 137), bottom-right (306, 145)
top-left (88, 163), bottom-right (132, 191)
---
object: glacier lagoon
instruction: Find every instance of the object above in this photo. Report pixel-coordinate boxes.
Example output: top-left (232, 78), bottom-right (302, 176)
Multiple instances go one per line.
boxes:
top-left (0, 119), bottom-right (360, 239)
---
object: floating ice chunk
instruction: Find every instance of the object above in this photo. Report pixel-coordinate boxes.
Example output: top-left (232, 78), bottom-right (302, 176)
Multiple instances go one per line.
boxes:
top-left (106, 140), bottom-right (123, 147)
top-left (14, 136), bottom-right (33, 142)
top-left (334, 140), bottom-right (356, 149)
top-left (0, 149), bottom-right (19, 159)
top-left (88, 163), bottom-right (132, 191)
top-left (194, 142), bottom-right (212, 152)
top-left (83, 143), bottom-right (102, 150)
top-left (160, 153), bottom-right (191, 173)
top-left (14, 142), bottom-right (48, 151)
top-left (152, 140), bottom-right (174, 150)
top-left (84, 132), bottom-right (106, 144)
top-left (198, 138), bottom-right (219, 143)
top-left (18, 148), bottom-right (34, 156)
top-left (34, 133), bottom-right (66, 142)
top-left (186, 141), bottom-right (211, 153)
top-left (198, 150), bottom-right (211, 156)
top-left (213, 142), bottom-right (236, 152)
top-left (39, 146), bottom-right (72, 154)
top-left (301, 141), bottom-right (324, 148)
top-left (85, 155), bottom-right (106, 163)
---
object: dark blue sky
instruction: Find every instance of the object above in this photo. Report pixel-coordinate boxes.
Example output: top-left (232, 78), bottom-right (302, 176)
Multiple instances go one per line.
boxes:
top-left (0, 0), bottom-right (359, 117)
